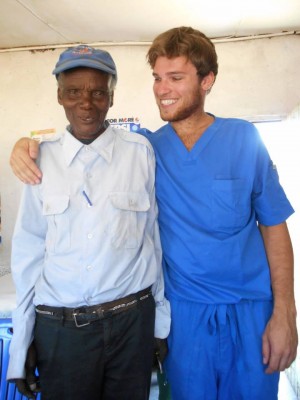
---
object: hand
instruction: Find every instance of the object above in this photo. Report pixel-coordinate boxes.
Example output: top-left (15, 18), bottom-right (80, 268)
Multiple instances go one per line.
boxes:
top-left (153, 338), bottom-right (168, 371)
top-left (262, 310), bottom-right (298, 374)
top-left (10, 138), bottom-right (42, 184)
top-left (14, 379), bottom-right (40, 400)
top-left (13, 342), bottom-right (41, 399)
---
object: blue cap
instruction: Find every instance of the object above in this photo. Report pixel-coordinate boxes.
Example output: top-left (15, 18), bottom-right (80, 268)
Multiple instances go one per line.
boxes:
top-left (52, 45), bottom-right (117, 81)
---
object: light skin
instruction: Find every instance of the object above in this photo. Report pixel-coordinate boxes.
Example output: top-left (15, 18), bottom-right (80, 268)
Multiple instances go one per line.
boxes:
top-left (152, 56), bottom-right (215, 150)
top-left (9, 56), bottom-right (298, 374)
top-left (152, 56), bottom-right (298, 373)
top-left (260, 223), bottom-right (297, 373)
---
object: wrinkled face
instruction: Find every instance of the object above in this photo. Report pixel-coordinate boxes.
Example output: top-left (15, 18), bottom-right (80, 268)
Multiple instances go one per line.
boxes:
top-left (57, 67), bottom-right (113, 140)
top-left (152, 56), bottom-right (208, 123)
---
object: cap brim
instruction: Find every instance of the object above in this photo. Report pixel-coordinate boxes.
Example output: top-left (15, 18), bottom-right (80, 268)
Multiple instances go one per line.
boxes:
top-left (52, 58), bottom-right (117, 76)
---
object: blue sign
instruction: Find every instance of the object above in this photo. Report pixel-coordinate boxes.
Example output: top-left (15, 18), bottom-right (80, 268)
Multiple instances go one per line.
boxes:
top-left (107, 117), bottom-right (141, 132)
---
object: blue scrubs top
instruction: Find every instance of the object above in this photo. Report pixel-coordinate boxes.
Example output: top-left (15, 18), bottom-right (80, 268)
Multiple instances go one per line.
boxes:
top-left (140, 116), bottom-right (294, 304)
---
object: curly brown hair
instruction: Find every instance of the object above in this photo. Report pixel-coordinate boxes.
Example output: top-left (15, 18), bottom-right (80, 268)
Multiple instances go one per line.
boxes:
top-left (147, 26), bottom-right (218, 79)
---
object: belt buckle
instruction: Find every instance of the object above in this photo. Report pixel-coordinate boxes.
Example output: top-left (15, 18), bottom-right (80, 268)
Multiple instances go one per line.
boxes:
top-left (72, 307), bottom-right (90, 328)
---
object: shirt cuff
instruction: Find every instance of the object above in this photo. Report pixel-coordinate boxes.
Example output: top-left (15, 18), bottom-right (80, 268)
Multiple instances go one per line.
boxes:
top-left (7, 311), bottom-right (35, 380)
top-left (154, 298), bottom-right (171, 339)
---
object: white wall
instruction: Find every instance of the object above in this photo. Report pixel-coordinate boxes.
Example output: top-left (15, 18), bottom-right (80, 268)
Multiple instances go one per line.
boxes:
top-left (1, 34), bottom-right (300, 266)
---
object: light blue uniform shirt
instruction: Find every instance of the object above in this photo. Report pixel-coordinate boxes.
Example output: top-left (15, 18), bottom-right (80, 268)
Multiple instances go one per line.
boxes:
top-left (8, 125), bottom-right (170, 379)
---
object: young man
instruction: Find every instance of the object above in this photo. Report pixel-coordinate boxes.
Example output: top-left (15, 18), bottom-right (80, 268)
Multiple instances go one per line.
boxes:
top-left (10, 28), bottom-right (297, 399)
top-left (7, 45), bottom-right (170, 400)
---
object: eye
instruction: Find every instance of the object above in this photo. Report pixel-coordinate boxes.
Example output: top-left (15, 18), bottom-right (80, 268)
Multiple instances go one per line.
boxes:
top-left (171, 76), bottom-right (182, 81)
top-left (67, 89), bottom-right (81, 98)
top-left (92, 90), bottom-right (108, 98)
top-left (153, 75), bottom-right (161, 82)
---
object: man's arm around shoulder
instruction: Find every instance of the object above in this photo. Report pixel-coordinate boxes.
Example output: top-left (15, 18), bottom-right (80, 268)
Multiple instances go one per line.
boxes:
top-left (10, 138), bottom-right (42, 184)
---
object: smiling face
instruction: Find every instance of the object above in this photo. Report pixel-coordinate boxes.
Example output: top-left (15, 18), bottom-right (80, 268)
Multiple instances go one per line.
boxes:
top-left (152, 56), bottom-right (213, 125)
top-left (57, 67), bottom-right (113, 141)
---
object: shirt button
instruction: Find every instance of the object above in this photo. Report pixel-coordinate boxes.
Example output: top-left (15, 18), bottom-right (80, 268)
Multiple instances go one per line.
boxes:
top-left (86, 265), bottom-right (92, 271)
top-left (87, 233), bottom-right (93, 239)
top-left (129, 199), bottom-right (136, 207)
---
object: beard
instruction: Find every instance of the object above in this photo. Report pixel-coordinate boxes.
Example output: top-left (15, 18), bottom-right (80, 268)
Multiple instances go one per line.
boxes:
top-left (159, 101), bottom-right (201, 122)
top-left (157, 88), bottom-right (203, 123)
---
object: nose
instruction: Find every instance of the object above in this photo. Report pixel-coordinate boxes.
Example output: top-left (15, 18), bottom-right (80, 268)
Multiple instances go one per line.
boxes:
top-left (154, 79), bottom-right (171, 97)
top-left (80, 91), bottom-right (93, 108)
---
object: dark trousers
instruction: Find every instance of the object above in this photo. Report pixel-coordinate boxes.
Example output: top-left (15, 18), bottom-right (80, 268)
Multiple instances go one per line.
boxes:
top-left (34, 295), bottom-right (155, 400)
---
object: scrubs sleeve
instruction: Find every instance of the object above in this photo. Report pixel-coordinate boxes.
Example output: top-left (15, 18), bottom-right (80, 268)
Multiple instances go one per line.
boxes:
top-left (251, 129), bottom-right (294, 226)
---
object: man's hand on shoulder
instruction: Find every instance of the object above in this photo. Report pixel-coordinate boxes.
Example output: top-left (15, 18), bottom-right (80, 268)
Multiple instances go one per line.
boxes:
top-left (10, 138), bottom-right (42, 184)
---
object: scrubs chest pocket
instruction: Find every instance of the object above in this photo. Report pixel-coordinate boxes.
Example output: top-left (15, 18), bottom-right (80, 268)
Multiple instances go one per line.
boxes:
top-left (212, 179), bottom-right (250, 231)
top-left (109, 192), bottom-right (150, 249)
top-left (42, 195), bottom-right (71, 253)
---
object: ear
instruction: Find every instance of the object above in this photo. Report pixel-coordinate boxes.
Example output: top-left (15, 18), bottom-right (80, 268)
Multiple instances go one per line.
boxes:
top-left (201, 71), bottom-right (215, 91)
top-left (109, 92), bottom-right (114, 107)
top-left (57, 88), bottom-right (63, 105)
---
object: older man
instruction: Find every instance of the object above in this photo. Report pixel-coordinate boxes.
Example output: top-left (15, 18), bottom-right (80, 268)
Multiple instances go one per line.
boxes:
top-left (7, 45), bottom-right (170, 400)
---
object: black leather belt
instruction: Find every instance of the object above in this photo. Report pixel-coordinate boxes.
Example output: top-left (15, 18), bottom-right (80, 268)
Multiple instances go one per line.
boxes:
top-left (36, 287), bottom-right (152, 327)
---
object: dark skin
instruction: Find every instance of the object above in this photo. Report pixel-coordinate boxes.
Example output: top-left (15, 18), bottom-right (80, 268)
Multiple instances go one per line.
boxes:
top-left (57, 67), bottom-right (114, 141)
top-left (10, 67), bottom-right (114, 183)
top-left (13, 343), bottom-right (40, 399)
top-left (10, 67), bottom-right (168, 397)
top-left (12, 67), bottom-right (114, 398)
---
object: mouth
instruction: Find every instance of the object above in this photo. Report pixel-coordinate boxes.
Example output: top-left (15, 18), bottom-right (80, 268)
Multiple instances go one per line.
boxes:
top-left (160, 99), bottom-right (177, 106)
top-left (80, 116), bottom-right (95, 123)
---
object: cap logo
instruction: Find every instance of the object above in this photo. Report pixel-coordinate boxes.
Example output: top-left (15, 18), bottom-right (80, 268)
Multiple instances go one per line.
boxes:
top-left (52, 45), bottom-right (117, 81)
top-left (72, 46), bottom-right (93, 56)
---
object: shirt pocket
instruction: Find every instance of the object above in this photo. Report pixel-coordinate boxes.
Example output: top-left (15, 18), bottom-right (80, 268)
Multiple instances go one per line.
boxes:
top-left (108, 192), bottom-right (150, 249)
top-left (212, 179), bottom-right (250, 231)
top-left (42, 195), bottom-right (71, 254)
